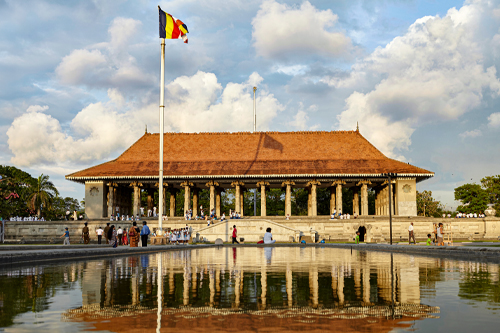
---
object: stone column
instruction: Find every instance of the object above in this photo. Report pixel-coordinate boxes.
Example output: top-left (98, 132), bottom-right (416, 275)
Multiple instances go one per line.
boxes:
top-left (357, 180), bottom-right (372, 216)
top-left (353, 188), bottom-right (359, 216)
top-left (180, 181), bottom-right (193, 215)
top-left (332, 180), bottom-right (345, 214)
top-left (282, 180), bottom-right (295, 217)
top-left (206, 181), bottom-right (218, 213)
top-left (307, 181), bottom-right (320, 216)
top-left (240, 189), bottom-right (245, 217)
top-left (330, 187), bottom-right (336, 214)
top-left (169, 189), bottom-right (178, 217)
top-left (257, 181), bottom-right (269, 217)
top-left (192, 188), bottom-right (199, 217)
top-left (231, 181), bottom-right (245, 214)
top-left (147, 188), bottom-right (154, 216)
top-left (216, 188), bottom-right (222, 217)
top-left (131, 182), bottom-right (142, 217)
top-left (375, 189), bottom-right (380, 215)
top-left (107, 183), bottom-right (115, 217)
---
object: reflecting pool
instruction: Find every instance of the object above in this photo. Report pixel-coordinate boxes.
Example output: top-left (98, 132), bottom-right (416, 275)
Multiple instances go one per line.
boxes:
top-left (1, 247), bottom-right (500, 332)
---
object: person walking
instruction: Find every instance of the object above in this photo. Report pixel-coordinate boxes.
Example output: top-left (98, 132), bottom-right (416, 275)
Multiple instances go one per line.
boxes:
top-left (140, 221), bottom-right (150, 247)
top-left (232, 225), bottom-right (239, 244)
top-left (60, 227), bottom-right (70, 245)
top-left (108, 225), bottom-right (117, 248)
top-left (96, 226), bottom-right (103, 244)
top-left (104, 223), bottom-right (110, 244)
top-left (408, 222), bottom-right (415, 245)
top-left (82, 222), bottom-right (90, 244)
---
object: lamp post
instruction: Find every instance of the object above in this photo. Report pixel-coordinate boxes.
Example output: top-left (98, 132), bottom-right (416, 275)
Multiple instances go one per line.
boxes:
top-left (385, 173), bottom-right (396, 245)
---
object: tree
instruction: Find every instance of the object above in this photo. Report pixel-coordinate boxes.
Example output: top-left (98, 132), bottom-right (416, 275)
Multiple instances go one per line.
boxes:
top-left (454, 183), bottom-right (488, 214)
top-left (480, 175), bottom-right (500, 216)
top-left (27, 174), bottom-right (59, 218)
top-left (0, 166), bottom-right (37, 219)
top-left (417, 190), bottom-right (444, 217)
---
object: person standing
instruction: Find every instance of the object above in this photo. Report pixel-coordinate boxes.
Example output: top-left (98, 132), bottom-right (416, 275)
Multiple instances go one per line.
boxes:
top-left (108, 225), bottom-right (117, 248)
top-left (129, 222), bottom-right (140, 247)
top-left (437, 223), bottom-right (445, 246)
top-left (140, 221), bottom-right (150, 247)
top-left (122, 228), bottom-right (129, 245)
top-left (96, 226), bottom-right (103, 244)
top-left (104, 223), bottom-right (110, 244)
top-left (117, 226), bottom-right (123, 245)
top-left (60, 227), bottom-right (70, 245)
top-left (408, 222), bottom-right (415, 245)
top-left (82, 222), bottom-right (90, 244)
top-left (232, 225), bottom-right (239, 244)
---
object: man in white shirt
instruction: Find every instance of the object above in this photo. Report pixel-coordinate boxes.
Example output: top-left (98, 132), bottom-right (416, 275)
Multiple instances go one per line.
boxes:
top-left (153, 206), bottom-right (157, 217)
top-left (264, 227), bottom-right (276, 244)
top-left (96, 226), bottom-right (104, 244)
top-left (140, 207), bottom-right (144, 217)
top-left (117, 226), bottom-right (123, 245)
top-left (408, 222), bottom-right (415, 245)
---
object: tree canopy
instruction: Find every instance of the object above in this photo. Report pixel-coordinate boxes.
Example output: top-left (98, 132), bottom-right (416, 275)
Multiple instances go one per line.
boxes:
top-left (480, 175), bottom-right (500, 216)
top-left (417, 190), bottom-right (444, 217)
top-left (454, 183), bottom-right (489, 214)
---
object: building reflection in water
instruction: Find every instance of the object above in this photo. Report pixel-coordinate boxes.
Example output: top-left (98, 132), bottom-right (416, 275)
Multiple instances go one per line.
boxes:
top-left (55, 247), bottom-right (446, 332)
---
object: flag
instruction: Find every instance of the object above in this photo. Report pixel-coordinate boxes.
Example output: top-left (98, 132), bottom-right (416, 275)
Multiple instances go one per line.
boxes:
top-left (159, 6), bottom-right (189, 43)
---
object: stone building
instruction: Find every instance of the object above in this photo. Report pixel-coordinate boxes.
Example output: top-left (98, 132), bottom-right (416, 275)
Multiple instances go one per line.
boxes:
top-left (66, 130), bottom-right (433, 219)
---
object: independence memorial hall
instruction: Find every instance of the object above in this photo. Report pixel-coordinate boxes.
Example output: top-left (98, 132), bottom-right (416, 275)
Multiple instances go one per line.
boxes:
top-left (66, 129), bottom-right (434, 220)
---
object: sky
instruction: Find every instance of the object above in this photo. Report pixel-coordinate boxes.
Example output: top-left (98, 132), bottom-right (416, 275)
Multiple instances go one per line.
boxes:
top-left (1, 0), bottom-right (500, 210)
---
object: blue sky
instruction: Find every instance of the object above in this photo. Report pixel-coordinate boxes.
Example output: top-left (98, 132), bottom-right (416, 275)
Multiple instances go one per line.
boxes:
top-left (1, 0), bottom-right (500, 209)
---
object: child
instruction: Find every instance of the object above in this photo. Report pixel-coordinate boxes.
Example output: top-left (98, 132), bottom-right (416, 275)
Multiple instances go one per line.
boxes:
top-left (355, 231), bottom-right (360, 244)
top-left (426, 234), bottom-right (432, 246)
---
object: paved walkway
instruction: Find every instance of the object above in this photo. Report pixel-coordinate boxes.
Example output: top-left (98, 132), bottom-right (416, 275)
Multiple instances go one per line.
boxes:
top-left (1, 243), bottom-right (499, 267)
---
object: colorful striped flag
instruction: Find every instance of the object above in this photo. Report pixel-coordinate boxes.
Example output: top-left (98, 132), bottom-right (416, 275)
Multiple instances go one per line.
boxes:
top-left (159, 6), bottom-right (189, 43)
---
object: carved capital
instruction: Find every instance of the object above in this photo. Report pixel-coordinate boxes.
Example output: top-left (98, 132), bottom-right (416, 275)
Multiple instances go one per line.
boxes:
top-left (106, 182), bottom-right (118, 187)
top-left (231, 181), bottom-right (245, 187)
top-left (256, 181), bottom-right (270, 187)
top-left (281, 180), bottom-right (295, 187)
top-left (306, 180), bottom-right (321, 187)
top-left (154, 182), bottom-right (169, 188)
top-left (180, 181), bottom-right (194, 187)
top-left (356, 180), bottom-right (372, 187)
top-left (331, 180), bottom-right (346, 186)
top-left (129, 181), bottom-right (143, 188)
top-left (205, 180), bottom-right (220, 188)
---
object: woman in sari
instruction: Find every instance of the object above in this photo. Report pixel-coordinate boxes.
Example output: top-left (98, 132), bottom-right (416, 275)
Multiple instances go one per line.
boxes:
top-left (122, 228), bottom-right (129, 246)
top-left (108, 225), bottom-right (117, 248)
top-left (129, 221), bottom-right (140, 247)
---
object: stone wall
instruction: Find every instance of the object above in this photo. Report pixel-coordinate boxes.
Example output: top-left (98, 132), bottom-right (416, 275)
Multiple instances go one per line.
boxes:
top-left (3, 216), bottom-right (500, 243)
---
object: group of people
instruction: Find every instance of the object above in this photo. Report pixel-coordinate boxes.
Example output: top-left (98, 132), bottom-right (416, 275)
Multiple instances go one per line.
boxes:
top-left (60, 221), bottom-right (151, 247)
top-left (408, 222), bottom-right (447, 246)
top-left (165, 227), bottom-right (191, 244)
top-left (109, 214), bottom-right (141, 222)
top-left (454, 212), bottom-right (486, 218)
top-left (9, 216), bottom-right (45, 221)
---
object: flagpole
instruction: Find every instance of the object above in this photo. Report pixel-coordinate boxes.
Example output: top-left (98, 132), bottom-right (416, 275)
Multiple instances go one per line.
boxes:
top-left (158, 37), bottom-right (165, 236)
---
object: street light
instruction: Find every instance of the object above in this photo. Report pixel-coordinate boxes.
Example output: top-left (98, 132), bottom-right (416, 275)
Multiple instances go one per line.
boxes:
top-left (384, 173), bottom-right (397, 245)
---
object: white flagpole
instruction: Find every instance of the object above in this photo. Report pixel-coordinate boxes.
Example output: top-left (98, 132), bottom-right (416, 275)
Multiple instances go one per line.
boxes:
top-left (158, 38), bottom-right (165, 236)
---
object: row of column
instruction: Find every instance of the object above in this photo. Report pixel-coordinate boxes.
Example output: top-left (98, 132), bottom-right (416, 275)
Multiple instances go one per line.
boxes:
top-left (375, 181), bottom-right (396, 216)
top-left (107, 179), bottom-right (378, 218)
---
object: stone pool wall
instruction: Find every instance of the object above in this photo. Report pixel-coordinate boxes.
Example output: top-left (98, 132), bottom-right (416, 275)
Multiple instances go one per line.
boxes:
top-left (3, 216), bottom-right (500, 243)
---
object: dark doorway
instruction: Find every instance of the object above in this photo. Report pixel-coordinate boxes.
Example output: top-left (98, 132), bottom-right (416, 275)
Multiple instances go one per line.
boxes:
top-left (358, 226), bottom-right (366, 242)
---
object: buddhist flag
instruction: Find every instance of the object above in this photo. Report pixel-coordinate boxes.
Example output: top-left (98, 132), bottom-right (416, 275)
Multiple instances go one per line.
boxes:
top-left (159, 6), bottom-right (189, 43)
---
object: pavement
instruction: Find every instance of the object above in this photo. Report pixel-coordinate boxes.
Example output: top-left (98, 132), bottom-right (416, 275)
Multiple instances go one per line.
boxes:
top-left (1, 242), bottom-right (500, 267)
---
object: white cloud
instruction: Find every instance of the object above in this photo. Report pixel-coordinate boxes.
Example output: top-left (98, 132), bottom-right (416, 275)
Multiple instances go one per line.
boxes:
top-left (252, 0), bottom-right (352, 59)
top-left (7, 71), bottom-right (283, 167)
top-left (26, 105), bottom-right (49, 113)
top-left (336, 1), bottom-right (500, 158)
top-left (459, 129), bottom-right (482, 139)
top-left (488, 112), bottom-right (500, 128)
top-left (55, 17), bottom-right (152, 90)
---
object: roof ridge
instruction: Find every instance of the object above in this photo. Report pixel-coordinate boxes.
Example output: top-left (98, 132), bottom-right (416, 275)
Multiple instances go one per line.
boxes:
top-left (147, 130), bottom-right (358, 135)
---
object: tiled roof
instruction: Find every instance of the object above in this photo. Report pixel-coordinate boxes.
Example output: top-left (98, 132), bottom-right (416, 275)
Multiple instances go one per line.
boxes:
top-left (66, 131), bottom-right (433, 180)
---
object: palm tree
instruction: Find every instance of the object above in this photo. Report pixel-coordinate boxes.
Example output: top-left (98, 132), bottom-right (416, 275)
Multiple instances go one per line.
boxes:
top-left (27, 174), bottom-right (59, 218)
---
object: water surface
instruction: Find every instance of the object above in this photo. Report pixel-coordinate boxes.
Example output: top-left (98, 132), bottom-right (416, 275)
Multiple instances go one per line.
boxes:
top-left (1, 247), bottom-right (499, 332)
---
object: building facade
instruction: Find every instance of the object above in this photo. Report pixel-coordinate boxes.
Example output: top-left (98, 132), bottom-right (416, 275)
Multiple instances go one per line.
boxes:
top-left (66, 130), bottom-right (434, 219)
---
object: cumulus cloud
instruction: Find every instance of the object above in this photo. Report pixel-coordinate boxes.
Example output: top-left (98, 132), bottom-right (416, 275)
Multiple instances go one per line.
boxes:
top-left (459, 129), bottom-right (482, 139)
top-left (252, 0), bottom-right (352, 59)
top-left (55, 17), bottom-right (152, 90)
top-left (7, 72), bottom-right (283, 167)
top-left (335, 1), bottom-right (500, 158)
top-left (488, 112), bottom-right (500, 128)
